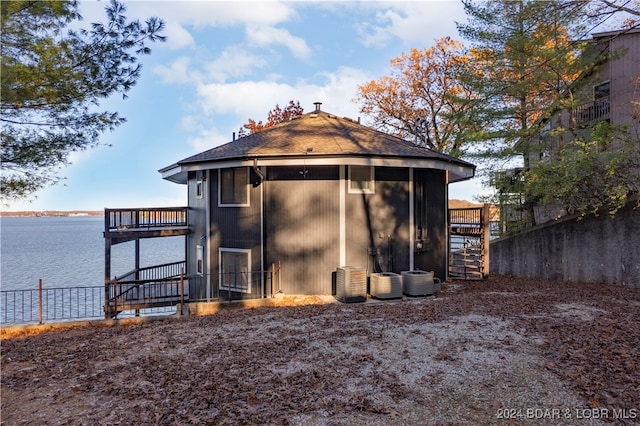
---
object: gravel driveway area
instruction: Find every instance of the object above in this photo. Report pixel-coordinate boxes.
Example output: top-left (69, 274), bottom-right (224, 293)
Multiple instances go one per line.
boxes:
top-left (2, 276), bottom-right (639, 425)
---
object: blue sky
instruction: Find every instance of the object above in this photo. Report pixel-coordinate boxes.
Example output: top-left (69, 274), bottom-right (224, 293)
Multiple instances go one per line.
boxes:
top-left (6, 0), bottom-right (494, 212)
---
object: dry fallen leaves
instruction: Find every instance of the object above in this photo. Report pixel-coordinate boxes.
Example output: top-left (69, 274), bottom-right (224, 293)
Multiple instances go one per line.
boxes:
top-left (1, 276), bottom-right (639, 425)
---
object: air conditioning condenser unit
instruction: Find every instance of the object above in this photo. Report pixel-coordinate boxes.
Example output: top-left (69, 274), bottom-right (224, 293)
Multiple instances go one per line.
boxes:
top-left (370, 272), bottom-right (403, 299)
top-left (401, 270), bottom-right (434, 296)
top-left (335, 266), bottom-right (366, 303)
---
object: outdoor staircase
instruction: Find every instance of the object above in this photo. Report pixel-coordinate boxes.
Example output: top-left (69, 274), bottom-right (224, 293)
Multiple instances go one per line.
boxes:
top-left (104, 207), bottom-right (190, 318)
top-left (448, 206), bottom-right (491, 280)
top-left (105, 262), bottom-right (188, 319)
top-left (448, 242), bottom-right (484, 280)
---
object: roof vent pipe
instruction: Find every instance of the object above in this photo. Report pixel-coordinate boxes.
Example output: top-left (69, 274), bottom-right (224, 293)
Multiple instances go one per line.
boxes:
top-left (314, 102), bottom-right (322, 112)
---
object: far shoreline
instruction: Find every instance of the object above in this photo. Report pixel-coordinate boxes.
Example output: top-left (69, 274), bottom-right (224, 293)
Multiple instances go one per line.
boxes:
top-left (0, 210), bottom-right (104, 218)
top-left (2, 199), bottom-right (483, 218)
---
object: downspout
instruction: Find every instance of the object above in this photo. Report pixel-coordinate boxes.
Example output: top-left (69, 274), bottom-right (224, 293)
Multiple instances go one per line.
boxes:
top-left (339, 166), bottom-right (346, 266)
top-left (409, 167), bottom-right (414, 271)
top-left (206, 170), bottom-right (211, 301)
top-left (260, 170), bottom-right (265, 298)
top-left (253, 159), bottom-right (266, 181)
top-left (253, 159), bottom-right (266, 298)
top-left (444, 170), bottom-right (449, 281)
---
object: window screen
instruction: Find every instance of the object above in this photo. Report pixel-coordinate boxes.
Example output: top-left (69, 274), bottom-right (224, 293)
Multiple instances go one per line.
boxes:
top-left (220, 167), bottom-right (249, 206)
top-left (196, 179), bottom-right (203, 198)
top-left (220, 249), bottom-right (250, 293)
top-left (349, 166), bottom-right (374, 193)
top-left (196, 245), bottom-right (204, 275)
top-left (594, 81), bottom-right (610, 99)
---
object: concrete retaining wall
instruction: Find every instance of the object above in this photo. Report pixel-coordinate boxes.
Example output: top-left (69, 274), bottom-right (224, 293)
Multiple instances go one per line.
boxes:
top-left (490, 198), bottom-right (639, 287)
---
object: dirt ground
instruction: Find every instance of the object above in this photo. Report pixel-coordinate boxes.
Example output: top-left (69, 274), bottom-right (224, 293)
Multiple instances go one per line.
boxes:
top-left (1, 276), bottom-right (639, 425)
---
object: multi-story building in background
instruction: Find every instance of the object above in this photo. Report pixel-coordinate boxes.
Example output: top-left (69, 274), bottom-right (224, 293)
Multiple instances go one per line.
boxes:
top-left (495, 28), bottom-right (639, 233)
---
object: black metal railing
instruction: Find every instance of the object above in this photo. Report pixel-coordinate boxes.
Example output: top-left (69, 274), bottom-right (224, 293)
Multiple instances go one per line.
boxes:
top-left (1, 282), bottom-right (181, 325)
top-left (106, 277), bottom-right (187, 318)
top-left (115, 261), bottom-right (186, 282)
top-left (105, 207), bottom-right (188, 232)
top-left (183, 262), bottom-right (282, 302)
top-left (3, 264), bottom-right (283, 325)
top-left (1, 282), bottom-right (105, 325)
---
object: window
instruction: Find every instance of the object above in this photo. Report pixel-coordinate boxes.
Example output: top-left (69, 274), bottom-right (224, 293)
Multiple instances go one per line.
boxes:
top-left (348, 166), bottom-right (375, 194)
top-left (538, 122), bottom-right (551, 163)
top-left (219, 248), bottom-right (251, 293)
top-left (594, 81), bottom-right (610, 99)
top-left (219, 167), bottom-right (249, 206)
top-left (592, 81), bottom-right (611, 124)
top-left (196, 245), bottom-right (204, 275)
top-left (196, 178), bottom-right (203, 199)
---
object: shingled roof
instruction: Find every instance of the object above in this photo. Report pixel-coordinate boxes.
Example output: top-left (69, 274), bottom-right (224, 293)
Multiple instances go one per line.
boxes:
top-left (160, 106), bottom-right (475, 183)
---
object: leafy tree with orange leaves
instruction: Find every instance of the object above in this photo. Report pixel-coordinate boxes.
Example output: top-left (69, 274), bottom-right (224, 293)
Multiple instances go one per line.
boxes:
top-left (457, 0), bottom-right (594, 168)
top-left (238, 100), bottom-right (304, 137)
top-left (459, 0), bottom-right (639, 220)
top-left (355, 37), bottom-right (476, 156)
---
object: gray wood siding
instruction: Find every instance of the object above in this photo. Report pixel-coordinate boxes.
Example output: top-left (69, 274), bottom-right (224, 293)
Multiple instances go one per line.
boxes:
top-left (592, 32), bottom-right (638, 128)
top-left (529, 31), bottom-right (639, 168)
top-left (209, 167), bottom-right (263, 299)
top-left (265, 166), bottom-right (340, 295)
top-left (413, 169), bottom-right (447, 279)
top-left (187, 171), bottom-right (207, 299)
top-left (345, 167), bottom-right (410, 275)
top-left (200, 165), bottom-right (448, 296)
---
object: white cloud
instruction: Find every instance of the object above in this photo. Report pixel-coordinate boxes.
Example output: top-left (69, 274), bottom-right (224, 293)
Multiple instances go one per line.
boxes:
top-left (128, 1), bottom-right (297, 28)
top-left (163, 23), bottom-right (196, 50)
top-left (186, 126), bottom-right (231, 152)
top-left (67, 149), bottom-right (94, 166)
top-left (180, 69), bottom-right (369, 155)
top-left (302, 66), bottom-right (371, 119)
top-left (128, 1), bottom-right (299, 53)
top-left (246, 26), bottom-right (311, 59)
top-left (182, 2), bottom-right (294, 28)
top-left (153, 49), bottom-right (269, 85)
top-left (153, 57), bottom-right (202, 84)
top-left (356, 2), bottom-right (466, 48)
top-left (179, 115), bottom-right (202, 132)
top-left (196, 80), bottom-right (298, 117)
top-left (193, 66), bottom-right (370, 125)
top-left (204, 48), bottom-right (268, 83)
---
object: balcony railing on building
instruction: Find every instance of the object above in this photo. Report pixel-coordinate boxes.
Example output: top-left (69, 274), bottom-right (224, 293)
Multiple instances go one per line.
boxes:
top-left (572, 96), bottom-right (610, 126)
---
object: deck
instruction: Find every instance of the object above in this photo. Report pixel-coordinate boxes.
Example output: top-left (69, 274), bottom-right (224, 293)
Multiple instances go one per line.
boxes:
top-left (104, 208), bottom-right (190, 318)
top-left (104, 207), bottom-right (189, 244)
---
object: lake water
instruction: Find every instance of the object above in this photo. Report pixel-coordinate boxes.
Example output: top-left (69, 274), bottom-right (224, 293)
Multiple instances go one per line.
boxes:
top-left (1, 216), bottom-right (185, 292)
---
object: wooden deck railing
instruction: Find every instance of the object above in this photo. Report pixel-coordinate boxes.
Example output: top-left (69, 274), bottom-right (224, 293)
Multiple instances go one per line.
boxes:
top-left (105, 207), bottom-right (188, 232)
top-left (572, 96), bottom-right (610, 125)
top-left (449, 207), bottom-right (483, 227)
